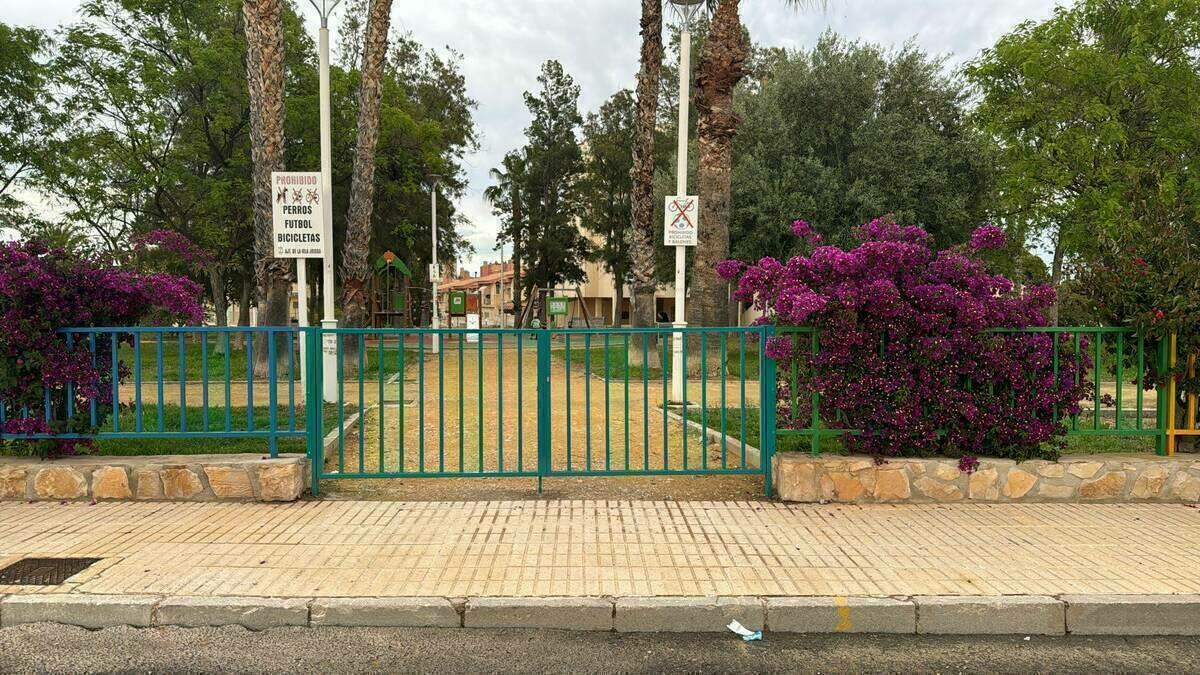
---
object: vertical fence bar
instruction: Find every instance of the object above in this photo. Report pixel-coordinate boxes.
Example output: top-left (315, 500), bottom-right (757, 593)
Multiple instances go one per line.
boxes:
top-left (418, 337), bottom-right (425, 472)
top-left (156, 332), bottom-right (165, 432)
top-left (739, 332), bottom-right (746, 468)
top-left (357, 334), bottom-right (365, 473)
top-left (288, 331), bottom-right (296, 432)
top-left (477, 332), bottom-right (484, 473)
top-left (112, 335), bottom-right (120, 432)
top-left (720, 333), bottom-right (727, 469)
top-left (1072, 333), bottom-right (1081, 431)
top-left (566, 334), bottom-right (572, 470)
top-left (517, 332), bottom-right (524, 471)
top-left (643, 334), bottom-right (650, 470)
top-left (224, 333), bottom-right (232, 433)
top-left (88, 333), bottom-right (98, 428)
top-left (178, 333), bottom-right (187, 431)
top-left (458, 332), bottom-right (464, 472)
top-left (811, 331), bottom-right (821, 456)
top-left (65, 333), bottom-right (75, 423)
top-left (378, 335), bottom-right (385, 472)
top-left (536, 330), bottom-right (551, 491)
top-left (306, 327), bottom-right (322, 495)
top-left (439, 332), bottom-right (446, 472)
top-left (337, 333), bottom-right (345, 474)
top-left (662, 336), bottom-right (669, 470)
top-left (1115, 332), bottom-right (1124, 430)
top-left (624, 333), bottom-right (630, 471)
top-left (761, 325), bottom-right (777, 496)
top-left (201, 332), bottom-right (209, 432)
top-left (585, 333), bottom-right (592, 470)
top-left (604, 333), bottom-right (611, 471)
top-left (498, 332), bottom-right (504, 473)
top-left (681, 333), bottom-right (688, 471)
top-left (1093, 332), bottom-right (1102, 431)
top-left (245, 333), bottom-right (254, 433)
top-left (1156, 336), bottom-right (1169, 456)
top-left (398, 334), bottom-right (406, 472)
top-left (1187, 354), bottom-right (1197, 436)
top-left (268, 329), bottom-right (278, 458)
top-left (1137, 334), bottom-right (1145, 431)
top-left (1167, 333), bottom-right (1178, 456)
top-left (700, 333), bottom-right (708, 470)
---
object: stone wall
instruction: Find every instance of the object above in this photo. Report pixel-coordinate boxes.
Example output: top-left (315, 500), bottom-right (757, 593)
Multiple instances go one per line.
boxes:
top-left (774, 453), bottom-right (1200, 504)
top-left (0, 454), bottom-right (308, 503)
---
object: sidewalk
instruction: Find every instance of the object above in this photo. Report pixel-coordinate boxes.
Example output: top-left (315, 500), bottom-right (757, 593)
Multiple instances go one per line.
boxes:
top-left (1, 499), bottom-right (1199, 634)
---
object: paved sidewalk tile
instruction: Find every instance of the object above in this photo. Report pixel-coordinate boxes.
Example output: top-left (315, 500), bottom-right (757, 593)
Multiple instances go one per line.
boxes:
top-left (0, 501), bottom-right (1198, 599)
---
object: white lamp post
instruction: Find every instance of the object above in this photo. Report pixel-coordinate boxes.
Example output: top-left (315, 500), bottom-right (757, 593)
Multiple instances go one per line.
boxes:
top-left (308, 0), bottom-right (341, 403)
top-left (429, 174), bottom-right (443, 353)
top-left (668, 0), bottom-right (703, 404)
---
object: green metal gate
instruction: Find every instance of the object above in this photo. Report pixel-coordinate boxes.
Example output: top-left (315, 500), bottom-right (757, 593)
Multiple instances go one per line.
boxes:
top-left (308, 326), bottom-right (776, 494)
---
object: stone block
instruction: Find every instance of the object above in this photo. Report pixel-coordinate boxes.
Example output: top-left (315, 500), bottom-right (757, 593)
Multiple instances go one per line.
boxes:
top-left (1169, 474), bottom-right (1200, 502)
top-left (465, 597), bottom-right (611, 631)
top-left (873, 469), bottom-right (911, 501)
top-left (1, 594), bottom-right (158, 628)
top-left (204, 466), bottom-right (254, 499)
top-left (615, 596), bottom-right (763, 633)
top-left (161, 467), bottom-right (205, 499)
top-left (1131, 466), bottom-right (1170, 499)
top-left (1003, 469), bottom-right (1038, 499)
top-left (91, 466), bottom-right (132, 500)
top-left (33, 467), bottom-right (87, 500)
top-left (767, 596), bottom-right (914, 634)
top-left (135, 469), bottom-right (163, 499)
top-left (774, 457), bottom-right (819, 502)
top-left (914, 477), bottom-right (962, 502)
top-left (311, 597), bottom-right (460, 627)
top-left (1037, 464), bottom-right (1066, 479)
top-left (0, 468), bottom-right (27, 499)
top-left (256, 463), bottom-right (305, 501)
top-left (829, 472), bottom-right (867, 501)
top-left (1079, 471), bottom-right (1126, 500)
top-left (932, 462), bottom-right (961, 481)
top-left (1068, 461), bottom-right (1103, 479)
top-left (915, 596), bottom-right (1064, 635)
top-left (157, 596), bottom-right (308, 630)
top-left (1038, 483), bottom-right (1076, 499)
top-left (1064, 594), bottom-right (1200, 635)
top-left (968, 468), bottom-right (999, 500)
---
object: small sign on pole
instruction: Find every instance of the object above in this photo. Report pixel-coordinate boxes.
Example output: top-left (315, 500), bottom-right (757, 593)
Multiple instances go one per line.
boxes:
top-left (466, 313), bottom-right (480, 343)
top-left (664, 195), bottom-right (699, 247)
top-left (449, 291), bottom-right (467, 317)
top-left (271, 172), bottom-right (326, 258)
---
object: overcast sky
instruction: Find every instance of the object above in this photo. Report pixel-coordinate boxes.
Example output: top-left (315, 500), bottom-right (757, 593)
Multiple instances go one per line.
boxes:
top-left (4, 0), bottom-right (1062, 271)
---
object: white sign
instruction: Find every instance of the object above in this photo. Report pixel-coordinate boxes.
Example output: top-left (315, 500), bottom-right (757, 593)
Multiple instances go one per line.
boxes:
top-left (322, 332), bottom-right (337, 358)
top-left (429, 263), bottom-right (442, 282)
top-left (271, 172), bottom-right (326, 258)
top-left (466, 314), bottom-right (480, 343)
top-left (664, 195), bottom-right (699, 247)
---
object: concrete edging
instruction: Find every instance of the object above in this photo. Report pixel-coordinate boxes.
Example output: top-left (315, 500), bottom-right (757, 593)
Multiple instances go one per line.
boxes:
top-left (0, 594), bottom-right (1197, 635)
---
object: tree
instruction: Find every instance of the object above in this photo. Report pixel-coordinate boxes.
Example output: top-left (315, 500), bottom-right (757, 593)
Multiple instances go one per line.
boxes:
top-left (0, 24), bottom-right (53, 229)
top-left (629, 0), bottom-right (663, 333)
top-left (484, 150), bottom-right (527, 317)
top-left (966, 0), bottom-right (1200, 324)
top-left (340, 0), bottom-right (394, 360)
top-left (510, 61), bottom-right (591, 316)
top-left (580, 90), bottom-right (636, 325)
top-left (730, 34), bottom-right (997, 260)
top-left (691, 0), bottom-right (824, 328)
top-left (243, 0), bottom-right (290, 370)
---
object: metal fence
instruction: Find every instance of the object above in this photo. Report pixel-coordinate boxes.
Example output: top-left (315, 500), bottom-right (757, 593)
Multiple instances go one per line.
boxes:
top-left (775, 326), bottom-right (1174, 456)
top-left (1, 323), bottom-right (1190, 495)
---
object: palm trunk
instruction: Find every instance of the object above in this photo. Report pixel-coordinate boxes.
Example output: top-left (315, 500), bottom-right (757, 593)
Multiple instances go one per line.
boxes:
top-left (630, 0), bottom-right (662, 366)
top-left (209, 266), bottom-right (228, 354)
top-left (692, 0), bottom-right (745, 337)
top-left (341, 0), bottom-right (394, 369)
top-left (243, 0), bottom-right (290, 376)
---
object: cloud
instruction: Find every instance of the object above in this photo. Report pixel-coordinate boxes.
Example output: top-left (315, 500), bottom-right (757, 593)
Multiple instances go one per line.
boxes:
top-left (4, 0), bottom-right (1060, 272)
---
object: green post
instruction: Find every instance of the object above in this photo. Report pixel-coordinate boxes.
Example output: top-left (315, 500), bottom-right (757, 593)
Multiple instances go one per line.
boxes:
top-left (536, 330), bottom-right (551, 493)
top-left (305, 327), bottom-right (323, 496)
top-left (1156, 336), bottom-right (1169, 456)
top-left (810, 331), bottom-right (821, 456)
top-left (760, 325), bottom-right (777, 497)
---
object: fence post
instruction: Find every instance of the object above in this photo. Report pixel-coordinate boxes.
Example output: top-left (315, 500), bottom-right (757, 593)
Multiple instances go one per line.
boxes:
top-left (306, 326), bottom-right (323, 495)
top-left (536, 329), bottom-right (551, 493)
top-left (759, 325), bottom-right (777, 498)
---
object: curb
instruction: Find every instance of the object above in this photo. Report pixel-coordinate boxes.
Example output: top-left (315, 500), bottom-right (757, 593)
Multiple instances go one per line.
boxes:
top-left (1, 593), bottom-right (1198, 635)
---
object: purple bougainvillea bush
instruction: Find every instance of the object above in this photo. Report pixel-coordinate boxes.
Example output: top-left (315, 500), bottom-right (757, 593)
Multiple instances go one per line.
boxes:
top-left (720, 216), bottom-right (1090, 461)
top-left (0, 240), bottom-right (203, 456)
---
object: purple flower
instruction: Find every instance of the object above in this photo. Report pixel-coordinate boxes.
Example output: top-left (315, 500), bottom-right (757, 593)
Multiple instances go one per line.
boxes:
top-left (969, 224), bottom-right (1007, 251)
top-left (715, 259), bottom-right (745, 281)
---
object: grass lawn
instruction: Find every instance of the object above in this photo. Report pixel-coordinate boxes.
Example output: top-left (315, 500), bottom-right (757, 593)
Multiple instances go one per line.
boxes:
top-left (554, 339), bottom-right (762, 381)
top-left (114, 338), bottom-right (412, 382)
top-left (685, 407), bottom-right (1160, 457)
top-left (90, 403), bottom-right (350, 456)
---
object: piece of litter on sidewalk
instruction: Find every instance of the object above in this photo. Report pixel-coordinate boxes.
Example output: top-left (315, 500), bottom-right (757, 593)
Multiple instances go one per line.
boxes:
top-left (727, 620), bottom-right (762, 641)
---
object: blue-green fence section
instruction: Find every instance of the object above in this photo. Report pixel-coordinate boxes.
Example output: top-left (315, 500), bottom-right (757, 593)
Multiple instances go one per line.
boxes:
top-left (310, 326), bottom-right (775, 494)
top-left (0, 327), bottom-right (306, 454)
top-left (776, 326), bottom-right (1171, 456)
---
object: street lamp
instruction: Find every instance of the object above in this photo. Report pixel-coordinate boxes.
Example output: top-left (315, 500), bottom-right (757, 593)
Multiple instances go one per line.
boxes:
top-left (668, 0), bottom-right (703, 404)
top-left (429, 174), bottom-right (443, 353)
top-left (308, 0), bottom-right (341, 403)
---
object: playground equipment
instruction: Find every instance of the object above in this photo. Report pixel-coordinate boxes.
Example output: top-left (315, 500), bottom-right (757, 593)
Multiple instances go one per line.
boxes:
top-left (371, 251), bottom-right (412, 328)
top-left (517, 287), bottom-right (592, 328)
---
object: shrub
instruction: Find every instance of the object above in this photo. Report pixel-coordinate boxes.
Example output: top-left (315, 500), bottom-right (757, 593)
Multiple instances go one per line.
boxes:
top-left (720, 217), bottom-right (1091, 461)
top-left (0, 240), bottom-right (203, 457)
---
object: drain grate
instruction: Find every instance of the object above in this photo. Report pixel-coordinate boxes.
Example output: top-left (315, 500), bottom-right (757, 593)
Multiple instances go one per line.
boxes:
top-left (0, 558), bottom-right (102, 585)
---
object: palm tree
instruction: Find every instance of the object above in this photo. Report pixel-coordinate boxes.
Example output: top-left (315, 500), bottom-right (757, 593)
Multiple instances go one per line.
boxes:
top-left (691, 0), bottom-right (823, 329)
top-left (242, 0), bottom-right (290, 374)
top-left (629, 0), bottom-right (663, 335)
top-left (341, 0), bottom-right (395, 356)
top-left (484, 150), bottom-right (527, 318)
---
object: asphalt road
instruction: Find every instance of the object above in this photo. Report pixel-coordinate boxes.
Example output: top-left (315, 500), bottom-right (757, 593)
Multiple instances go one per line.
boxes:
top-left (1, 625), bottom-right (1199, 674)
